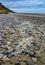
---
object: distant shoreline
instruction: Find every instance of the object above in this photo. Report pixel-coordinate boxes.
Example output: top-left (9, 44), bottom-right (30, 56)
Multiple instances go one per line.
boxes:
top-left (9, 13), bottom-right (45, 17)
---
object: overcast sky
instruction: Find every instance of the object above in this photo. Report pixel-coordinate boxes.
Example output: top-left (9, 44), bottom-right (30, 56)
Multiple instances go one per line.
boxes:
top-left (0, 0), bottom-right (45, 13)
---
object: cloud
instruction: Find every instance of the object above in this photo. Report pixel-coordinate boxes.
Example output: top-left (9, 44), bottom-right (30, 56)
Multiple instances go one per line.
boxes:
top-left (1, 0), bottom-right (45, 7)
top-left (10, 8), bottom-right (45, 13)
top-left (0, 0), bottom-right (45, 8)
top-left (0, 0), bottom-right (45, 13)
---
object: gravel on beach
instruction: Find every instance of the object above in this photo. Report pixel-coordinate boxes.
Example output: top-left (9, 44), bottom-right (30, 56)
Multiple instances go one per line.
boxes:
top-left (0, 14), bottom-right (45, 65)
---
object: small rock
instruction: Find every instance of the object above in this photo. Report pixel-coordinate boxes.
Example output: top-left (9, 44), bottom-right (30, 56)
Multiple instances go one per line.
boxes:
top-left (5, 51), bottom-right (11, 55)
top-left (15, 62), bottom-right (20, 65)
top-left (36, 44), bottom-right (41, 50)
top-left (0, 51), bottom-right (4, 54)
top-left (9, 39), bottom-right (13, 42)
top-left (32, 57), bottom-right (37, 62)
top-left (0, 54), bottom-right (3, 59)
top-left (15, 42), bottom-right (19, 46)
top-left (33, 64), bottom-right (37, 65)
top-left (22, 49), bottom-right (28, 55)
top-left (7, 41), bottom-right (11, 45)
top-left (2, 55), bottom-right (9, 61)
top-left (0, 62), bottom-right (1, 65)
top-left (4, 45), bottom-right (10, 50)
top-left (0, 37), bottom-right (3, 41)
top-left (40, 35), bottom-right (45, 40)
top-left (31, 41), bottom-right (37, 46)
top-left (43, 49), bottom-right (45, 52)
top-left (29, 51), bottom-right (36, 57)
top-left (19, 58), bottom-right (22, 62)
top-left (0, 42), bottom-right (2, 46)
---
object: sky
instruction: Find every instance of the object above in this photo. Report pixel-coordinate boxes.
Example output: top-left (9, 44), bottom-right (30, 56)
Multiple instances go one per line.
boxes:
top-left (0, 0), bottom-right (45, 13)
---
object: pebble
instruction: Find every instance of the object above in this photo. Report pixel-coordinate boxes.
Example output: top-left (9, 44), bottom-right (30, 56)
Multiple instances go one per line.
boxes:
top-left (0, 51), bottom-right (4, 54)
top-left (40, 35), bottom-right (45, 40)
top-left (15, 62), bottom-right (20, 65)
top-left (31, 42), bottom-right (37, 46)
top-left (36, 44), bottom-right (41, 50)
top-left (32, 57), bottom-right (37, 62)
top-left (2, 55), bottom-right (9, 61)
top-left (0, 37), bottom-right (3, 41)
top-left (0, 42), bottom-right (2, 46)
top-left (29, 51), bottom-right (36, 57)
top-left (15, 42), bottom-right (19, 46)
top-left (33, 64), bottom-right (37, 65)
top-left (44, 49), bottom-right (45, 52)
top-left (7, 41), bottom-right (12, 45)
top-left (0, 62), bottom-right (1, 65)
top-left (0, 54), bottom-right (3, 59)
top-left (22, 49), bottom-right (29, 55)
top-left (5, 51), bottom-right (11, 55)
